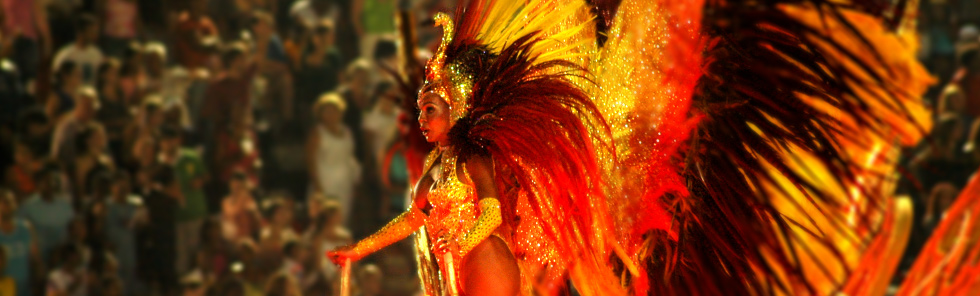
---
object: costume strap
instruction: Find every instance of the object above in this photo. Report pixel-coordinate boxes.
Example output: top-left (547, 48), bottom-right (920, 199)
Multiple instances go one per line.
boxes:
top-left (457, 197), bottom-right (502, 257)
top-left (351, 206), bottom-right (426, 258)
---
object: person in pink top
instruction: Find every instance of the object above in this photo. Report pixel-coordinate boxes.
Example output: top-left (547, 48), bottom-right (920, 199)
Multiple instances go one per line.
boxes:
top-left (1, 0), bottom-right (52, 82)
top-left (97, 0), bottom-right (141, 57)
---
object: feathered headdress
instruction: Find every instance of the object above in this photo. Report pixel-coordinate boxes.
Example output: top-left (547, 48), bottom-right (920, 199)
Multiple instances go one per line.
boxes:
top-left (415, 0), bottom-right (625, 294)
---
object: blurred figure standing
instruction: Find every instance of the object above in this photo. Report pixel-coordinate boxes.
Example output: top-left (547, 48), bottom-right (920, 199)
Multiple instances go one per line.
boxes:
top-left (52, 14), bottom-right (103, 86)
top-left (1, 0), bottom-right (52, 83)
top-left (305, 93), bottom-right (360, 223)
top-left (0, 188), bottom-right (42, 296)
top-left (158, 125), bottom-right (209, 275)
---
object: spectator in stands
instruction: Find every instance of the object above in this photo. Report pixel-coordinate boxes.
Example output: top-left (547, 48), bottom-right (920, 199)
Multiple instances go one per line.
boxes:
top-left (52, 14), bottom-right (104, 85)
top-left (17, 163), bottom-right (73, 264)
top-left (340, 60), bottom-right (373, 155)
top-left (5, 140), bottom-right (42, 201)
top-left (306, 200), bottom-right (350, 280)
top-left (45, 244), bottom-right (86, 296)
top-left (0, 0), bottom-right (52, 82)
top-left (175, 0), bottom-right (219, 71)
top-left (139, 165), bottom-right (179, 295)
top-left (295, 20), bottom-right (342, 122)
top-left (306, 93), bottom-right (360, 222)
top-left (940, 43), bottom-right (980, 117)
top-left (358, 264), bottom-right (383, 296)
top-left (0, 188), bottom-right (41, 296)
top-left (249, 10), bottom-right (295, 123)
top-left (0, 246), bottom-right (15, 296)
top-left (103, 171), bottom-right (144, 296)
top-left (46, 61), bottom-right (83, 119)
top-left (202, 42), bottom-right (262, 138)
top-left (69, 124), bottom-right (113, 202)
top-left (158, 125), bottom-right (210, 275)
top-left (94, 59), bottom-right (129, 159)
top-left (221, 172), bottom-right (260, 243)
top-left (98, 0), bottom-right (141, 57)
top-left (51, 87), bottom-right (104, 166)
top-left (117, 43), bottom-right (144, 107)
top-left (281, 240), bottom-right (307, 283)
top-left (264, 272), bottom-right (301, 296)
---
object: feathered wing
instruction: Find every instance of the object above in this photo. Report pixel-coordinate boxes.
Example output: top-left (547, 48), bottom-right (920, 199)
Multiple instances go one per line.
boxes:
top-left (432, 0), bottom-right (626, 294)
top-left (587, 0), bottom-right (933, 294)
top-left (896, 175), bottom-right (980, 296)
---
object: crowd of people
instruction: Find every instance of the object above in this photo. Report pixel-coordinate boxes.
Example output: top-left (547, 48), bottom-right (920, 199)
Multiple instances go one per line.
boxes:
top-left (894, 0), bottom-right (980, 287)
top-left (0, 0), bottom-right (447, 295)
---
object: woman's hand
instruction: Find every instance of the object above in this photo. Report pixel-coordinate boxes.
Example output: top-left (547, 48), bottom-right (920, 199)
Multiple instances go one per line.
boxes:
top-left (431, 228), bottom-right (457, 255)
top-left (326, 245), bottom-right (360, 265)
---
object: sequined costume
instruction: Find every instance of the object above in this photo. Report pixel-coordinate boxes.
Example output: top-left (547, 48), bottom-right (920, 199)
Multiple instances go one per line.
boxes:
top-left (347, 0), bottom-right (980, 295)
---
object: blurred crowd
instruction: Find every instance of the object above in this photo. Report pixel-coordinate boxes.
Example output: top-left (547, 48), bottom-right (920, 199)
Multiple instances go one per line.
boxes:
top-left (0, 0), bottom-right (452, 295)
top-left (894, 0), bottom-right (980, 287)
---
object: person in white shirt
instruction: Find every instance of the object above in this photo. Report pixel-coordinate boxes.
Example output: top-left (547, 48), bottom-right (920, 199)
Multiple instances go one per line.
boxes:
top-left (52, 14), bottom-right (104, 86)
top-left (289, 0), bottom-right (338, 27)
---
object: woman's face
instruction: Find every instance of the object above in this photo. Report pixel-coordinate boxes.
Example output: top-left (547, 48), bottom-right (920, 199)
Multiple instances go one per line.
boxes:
top-left (417, 91), bottom-right (451, 144)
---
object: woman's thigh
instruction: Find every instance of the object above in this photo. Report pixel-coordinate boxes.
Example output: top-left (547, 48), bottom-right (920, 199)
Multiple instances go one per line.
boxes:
top-left (460, 236), bottom-right (521, 295)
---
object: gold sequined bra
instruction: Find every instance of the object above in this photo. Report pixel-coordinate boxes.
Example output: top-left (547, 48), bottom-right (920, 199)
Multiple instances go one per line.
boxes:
top-left (421, 149), bottom-right (480, 261)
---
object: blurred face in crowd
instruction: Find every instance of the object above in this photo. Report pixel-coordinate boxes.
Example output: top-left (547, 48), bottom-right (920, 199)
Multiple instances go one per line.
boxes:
top-left (111, 177), bottom-right (131, 200)
top-left (272, 204), bottom-right (293, 227)
top-left (318, 104), bottom-right (342, 127)
top-left (38, 171), bottom-right (63, 198)
top-left (76, 93), bottom-right (97, 121)
top-left (100, 63), bottom-right (120, 87)
top-left (145, 53), bottom-right (165, 76)
top-left (190, 0), bottom-right (208, 16)
top-left (417, 90), bottom-right (452, 145)
top-left (229, 176), bottom-right (247, 194)
top-left (312, 25), bottom-right (334, 50)
top-left (0, 192), bottom-right (15, 221)
top-left (159, 136), bottom-right (181, 155)
top-left (13, 142), bottom-right (35, 167)
top-left (146, 108), bottom-right (165, 128)
top-left (63, 66), bottom-right (83, 91)
top-left (83, 23), bottom-right (99, 44)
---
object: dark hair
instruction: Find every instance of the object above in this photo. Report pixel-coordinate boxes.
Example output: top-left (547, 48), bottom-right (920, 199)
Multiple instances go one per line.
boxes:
top-left (121, 42), bottom-right (143, 76)
top-left (74, 124), bottom-right (99, 155)
top-left (111, 170), bottom-right (131, 184)
top-left (283, 240), bottom-right (300, 256)
top-left (221, 43), bottom-right (247, 69)
top-left (55, 61), bottom-right (78, 85)
top-left (153, 165), bottom-right (176, 187)
top-left (16, 107), bottom-right (49, 134)
top-left (75, 14), bottom-right (97, 32)
top-left (33, 161), bottom-right (61, 183)
top-left (160, 124), bottom-right (182, 140)
top-left (959, 44), bottom-right (980, 68)
top-left (373, 37), bottom-right (398, 61)
top-left (96, 58), bottom-right (121, 92)
top-left (59, 243), bottom-right (82, 263)
top-left (373, 81), bottom-right (395, 105)
top-left (231, 171), bottom-right (248, 182)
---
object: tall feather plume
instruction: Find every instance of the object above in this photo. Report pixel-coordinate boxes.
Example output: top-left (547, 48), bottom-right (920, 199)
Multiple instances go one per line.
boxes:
top-left (667, 0), bottom-right (932, 294)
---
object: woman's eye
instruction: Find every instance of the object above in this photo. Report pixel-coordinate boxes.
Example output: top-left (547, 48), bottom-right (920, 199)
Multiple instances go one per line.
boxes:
top-left (426, 107), bottom-right (435, 113)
